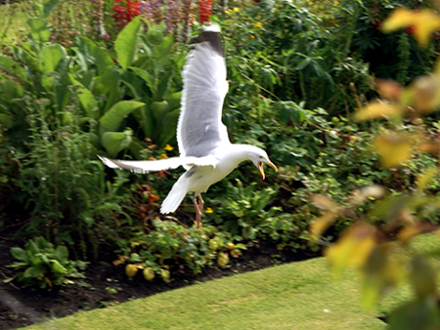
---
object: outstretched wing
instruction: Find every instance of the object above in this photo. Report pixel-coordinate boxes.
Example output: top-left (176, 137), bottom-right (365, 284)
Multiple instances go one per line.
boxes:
top-left (98, 155), bottom-right (220, 174)
top-left (177, 24), bottom-right (230, 158)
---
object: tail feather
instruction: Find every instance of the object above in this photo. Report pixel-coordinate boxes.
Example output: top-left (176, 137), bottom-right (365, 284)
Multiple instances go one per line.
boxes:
top-left (160, 178), bottom-right (189, 214)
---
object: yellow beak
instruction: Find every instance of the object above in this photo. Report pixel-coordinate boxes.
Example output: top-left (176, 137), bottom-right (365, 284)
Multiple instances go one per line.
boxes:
top-left (258, 161), bottom-right (278, 180)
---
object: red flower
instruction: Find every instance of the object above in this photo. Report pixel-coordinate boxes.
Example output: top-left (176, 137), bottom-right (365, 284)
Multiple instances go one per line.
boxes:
top-left (113, 0), bottom-right (141, 27)
top-left (198, 0), bottom-right (211, 24)
top-left (405, 26), bottom-right (414, 35)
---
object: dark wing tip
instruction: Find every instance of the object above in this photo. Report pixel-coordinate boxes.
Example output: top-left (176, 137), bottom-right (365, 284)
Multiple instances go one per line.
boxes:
top-left (193, 30), bottom-right (224, 57)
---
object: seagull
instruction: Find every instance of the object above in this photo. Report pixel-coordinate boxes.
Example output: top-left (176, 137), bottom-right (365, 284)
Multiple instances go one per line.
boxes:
top-left (99, 24), bottom-right (277, 225)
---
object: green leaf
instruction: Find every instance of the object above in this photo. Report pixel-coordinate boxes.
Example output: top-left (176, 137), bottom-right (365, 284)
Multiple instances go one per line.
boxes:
top-left (156, 33), bottom-right (174, 66)
top-left (157, 71), bottom-right (173, 100)
top-left (68, 74), bottom-right (98, 117)
top-left (50, 260), bottom-right (67, 274)
top-left (0, 80), bottom-right (24, 101)
top-left (27, 18), bottom-right (50, 43)
top-left (23, 265), bottom-right (46, 279)
top-left (115, 16), bottom-right (142, 70)
top-left (10, 247), bottom-right (27, 262)
top-left (159, 108), bottom-right (179, 146)
top-left (129, 67), bottom-right (155, 93)
top-left (99, 100), bottom-right (144, 136)
top-left (151, 101), bottom-right (169, 121)
top-left (39, 44), bottom-right (66, 74)
top-left (388, 297), bottom-right (440, 330)
top-left (0, 114), bottom-right (15, 129)
top-left (43, 0), bottom-right (62, 18)
top-left (101, 131), bottom-right (133, 157)
top-left (0, 55), bottom-right (17, 75)
top-left (55, 245), bottom-right (69, 263)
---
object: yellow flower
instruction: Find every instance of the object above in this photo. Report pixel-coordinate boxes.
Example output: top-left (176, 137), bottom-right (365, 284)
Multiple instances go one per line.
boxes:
top-left (205, 207), bottom-right (214, 214)
top-left (160, 154), bottom-right (168, 159)
top-left (164, 144), bottom-right (174, 151)
top-left (319, 152), bottom-right (328, 156)
top-left (255, 22), bottom-right (263, 28)
top-left (233, 7), bottom-right (239, 12)
top-left (225, 9), bottom-right (232, 14)
top-left (333, 1), bottom-right (339, 5)
top-left (250, 35), bottom-right (255, 39)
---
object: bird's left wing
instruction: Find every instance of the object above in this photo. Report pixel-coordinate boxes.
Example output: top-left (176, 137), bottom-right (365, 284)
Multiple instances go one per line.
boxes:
top-left (177, 24), bottom-right (230, 159)
top-left (98, 155), bottom-right (220, 174)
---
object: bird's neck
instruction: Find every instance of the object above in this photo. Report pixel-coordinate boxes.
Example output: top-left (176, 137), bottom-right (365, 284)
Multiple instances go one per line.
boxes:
top-left (219, 144), bottom-right (254, 166)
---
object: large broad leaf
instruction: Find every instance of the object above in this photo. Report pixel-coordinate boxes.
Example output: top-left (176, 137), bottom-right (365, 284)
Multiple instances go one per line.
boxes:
top-left (39, 44), bottom-right (66, 74)
top-left (93, 67), bottom-right (121, 112)
top-left (0, 55), bottom-right (17, 76)
top-left (10, 247), bottom-right (28, 262)
top-left (68, 74), bottom-right (98, 117)
top-left (101, 131), bottom-right (133, 157)
top-left (388, 297), bottom-right (440, 330)
top-left (77, 37), bottom-right (115, 76)
top-left (27, 18), bottom-right (50, 43)
top-left (159, 108), bottom-right (179, 146)
top-left (155, 32), bottom-right (174, 67)
top-left (99, 100), bottom-right (144, 136)
top-left (129, 67), bottom-right (155, 93)
top-left (23, 264), bottom-right (46, 279)
top-left (50, 259), bottom-right (67, 274)
top-left (0, 114), bottom-right (15, 129)
top-left (157, 70), bottom-right (173, 100)
top-left (55, 245), bottom-right (69, 264)
top-left (121, 70), bottom-right (146, 99)
top-left (0, 80), bottom-right (24, 101)
top-left (115, 16), bottom-right (142, 70)
top-left (54, 56), bottom-right (72, 112)
top-left (43, 0), bottom-right (62, 18)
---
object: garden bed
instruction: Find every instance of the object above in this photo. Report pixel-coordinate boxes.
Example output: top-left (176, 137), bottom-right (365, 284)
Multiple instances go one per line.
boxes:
top-left (0, 229), bottom-right (320, 330)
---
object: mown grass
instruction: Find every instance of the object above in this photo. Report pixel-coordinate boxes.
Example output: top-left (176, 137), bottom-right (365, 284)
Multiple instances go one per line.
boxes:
top-left (22, 233), bottom-right (440, 330)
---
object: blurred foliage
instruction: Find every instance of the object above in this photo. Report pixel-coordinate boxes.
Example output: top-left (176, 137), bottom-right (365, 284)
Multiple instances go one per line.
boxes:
top-left (312, 7), bottom-right (440, 329)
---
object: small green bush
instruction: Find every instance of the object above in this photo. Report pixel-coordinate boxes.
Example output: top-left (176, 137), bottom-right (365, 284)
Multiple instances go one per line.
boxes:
top-left (6, 236), bottom-right (88, 290)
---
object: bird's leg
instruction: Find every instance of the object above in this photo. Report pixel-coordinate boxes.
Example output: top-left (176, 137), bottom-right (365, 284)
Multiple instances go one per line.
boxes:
top-left (192, 194), bottom-right (203, 227)
top-left (197, 193), bottom-right (204, 217)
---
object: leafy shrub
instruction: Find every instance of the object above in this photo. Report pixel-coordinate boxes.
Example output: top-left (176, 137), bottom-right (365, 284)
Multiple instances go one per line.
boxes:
top-left (6, 236), bottom-right (88, 290)
top-left (114, 220), bottom-right (246, 278)
top-left (342, 0), bottom-right (438, 83)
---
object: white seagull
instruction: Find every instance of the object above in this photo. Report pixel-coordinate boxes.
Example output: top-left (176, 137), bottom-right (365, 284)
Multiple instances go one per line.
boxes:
top-left (99, 24), bottom-right (277, 225)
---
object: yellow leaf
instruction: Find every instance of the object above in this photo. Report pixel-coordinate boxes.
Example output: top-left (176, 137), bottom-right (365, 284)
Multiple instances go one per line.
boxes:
top-left (397, 225), bottom-right (422, 243)
top-left (416, 167), bottom-right (438, 192)
top-left (325, 223), bottom-right (376, 274)
top-left (373, 132), bottom-right (412, 168)
top-left (310, 195), bottom-right (338, 211)
top-left (409, 75), bottom-right (440, 113)
top-left (381, 8), bottom-right (440, 47)
top-left (354, 101), bottom-right (401, 121)
top-left (310, 211), bottom-right (336, 242)
top-left (374, 79), bottom-right (402, 100)
top-left (418, 141), bottom-right (440, 153)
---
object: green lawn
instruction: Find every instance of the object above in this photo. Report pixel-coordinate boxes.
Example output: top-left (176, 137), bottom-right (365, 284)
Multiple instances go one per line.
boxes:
top-left (22, 233), bottom-right (440, 330)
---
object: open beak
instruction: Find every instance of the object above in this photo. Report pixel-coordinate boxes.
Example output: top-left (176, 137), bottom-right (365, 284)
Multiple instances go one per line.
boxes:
top-left (258, 161), bottom-right (278, 180)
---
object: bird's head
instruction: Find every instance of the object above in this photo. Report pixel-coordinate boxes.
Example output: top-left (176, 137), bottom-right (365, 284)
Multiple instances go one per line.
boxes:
top-left (248, 147), bottom-right (278, 180)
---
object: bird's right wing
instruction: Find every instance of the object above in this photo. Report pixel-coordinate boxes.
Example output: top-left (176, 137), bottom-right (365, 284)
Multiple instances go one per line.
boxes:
top-left (98, 155), bottom-right (220, 174)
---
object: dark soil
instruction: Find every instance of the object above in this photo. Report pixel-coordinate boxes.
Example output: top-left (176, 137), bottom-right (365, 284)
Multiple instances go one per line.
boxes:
top-left (0, 230), bottom-right (320, 330)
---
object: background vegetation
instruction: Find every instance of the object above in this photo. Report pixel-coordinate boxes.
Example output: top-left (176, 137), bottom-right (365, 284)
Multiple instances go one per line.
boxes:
top-left (2, 0), bottom-right (440, 326)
